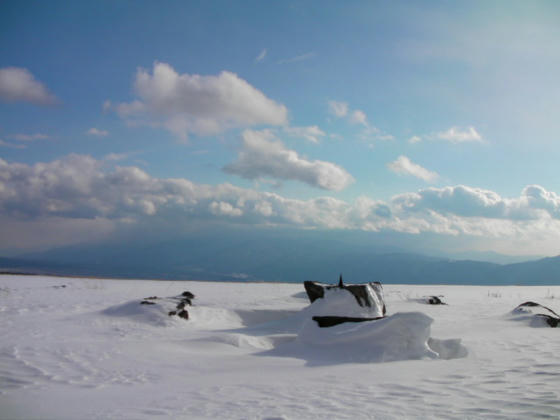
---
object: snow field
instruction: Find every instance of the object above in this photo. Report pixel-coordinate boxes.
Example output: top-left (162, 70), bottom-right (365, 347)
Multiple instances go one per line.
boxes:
top-left (1, 276), bottom-right (560, 419)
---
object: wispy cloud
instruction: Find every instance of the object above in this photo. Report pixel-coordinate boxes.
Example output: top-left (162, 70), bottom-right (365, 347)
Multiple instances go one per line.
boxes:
top-left (10, 133), bottom-right (49, 142)
top-left (434, 126), bottom-right (482, 143)
top-left (283, 125), bottom-right (325, 144)
top-left (329, 99), bottom-right (393, 143)
top-left (410, 127), bottom-right (483, 144)
top-left (0, 67), bottom-right (58, 105)
top-left (387, 155), bottom-right (439, 183)
top-left (277, 52), bottom-right (316, 64)
top-left (87, 128), bottom-right (109, 137)
top-left (0, 139), bottom-right (27, 149)
top-left (328, 100), bottom-right (349, 118)
top-left (255, 48), bottom-right (267, 63)
top-left (102, 100), bottom-right (112, 113)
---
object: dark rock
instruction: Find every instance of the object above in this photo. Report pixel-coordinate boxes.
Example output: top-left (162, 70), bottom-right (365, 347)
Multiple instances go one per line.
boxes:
top-left (515, 301), bottom-right (560, 318)
top-left (168, 311), bottom-right (177, 316)
top-left (538, 314), bottom-right (560, 328)
top-left (312, 315), bottom-right (384, 328)
top-left (426, 296), bottom-right (446, 305)
top-left (144, 296), bottom-right (158, 300)
top-left (177, 310), bottom-right (189, 320)
top-left (140, 300), bottom-right (156, 305)
top-left (176, 302), bottom-right (186, 310)
top-left (179, 298), bottom-right (192, 306)
top-left (182, 291), bottom-right (195, 299)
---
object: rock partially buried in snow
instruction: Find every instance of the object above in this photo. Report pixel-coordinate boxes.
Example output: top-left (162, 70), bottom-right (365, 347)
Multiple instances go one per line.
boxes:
top-left (510, 301), bottom-right (560, 328)
top-left (426, 296), bottom-right (446, 305)
top-left (303, 275), bottom-right (386, 324)
top-left (102, 291), bottom-right (195, 326)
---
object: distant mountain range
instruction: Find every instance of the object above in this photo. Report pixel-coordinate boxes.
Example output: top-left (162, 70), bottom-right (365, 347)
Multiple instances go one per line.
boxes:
top-left (1, 228), bottom-right (559, 285)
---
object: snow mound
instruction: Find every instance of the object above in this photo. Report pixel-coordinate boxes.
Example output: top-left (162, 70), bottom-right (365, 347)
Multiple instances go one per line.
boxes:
top-left (101, 300), bottom-right (181, 327)
top-left (262, 289), bottom-right (467, 364)
top-left (291, 312), bottom-right (466, 363)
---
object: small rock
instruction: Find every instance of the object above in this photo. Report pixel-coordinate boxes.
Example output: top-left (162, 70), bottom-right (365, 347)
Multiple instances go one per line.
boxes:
top-left (426, 296), bottom-right (446, 305)
top-left (177, 310), bottom-right (189, 319)
top-left (181, 291), bottom-right (195, 299)
top-left (168, 311), bottom-right (177, 316)
top-left (140, 300), bottom-right (156, 305)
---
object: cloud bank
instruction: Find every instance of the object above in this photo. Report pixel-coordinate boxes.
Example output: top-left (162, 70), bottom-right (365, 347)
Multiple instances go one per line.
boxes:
top-left (2, 154), bottom-right (560, 250)
top-left (114, 62), bottom-right (288, 141)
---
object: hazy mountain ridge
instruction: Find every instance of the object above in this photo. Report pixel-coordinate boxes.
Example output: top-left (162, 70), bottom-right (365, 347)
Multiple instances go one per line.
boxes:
top-left (2, 230), bottom-right (559, 284)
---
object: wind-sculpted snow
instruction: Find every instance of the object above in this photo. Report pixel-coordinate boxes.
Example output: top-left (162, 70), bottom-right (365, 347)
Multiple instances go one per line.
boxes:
top-left (2, 276), bottom-right (560, 419)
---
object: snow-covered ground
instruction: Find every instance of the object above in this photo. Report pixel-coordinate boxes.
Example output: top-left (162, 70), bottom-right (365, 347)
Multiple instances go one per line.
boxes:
top-left (1, 275), bottom-right (560, 419)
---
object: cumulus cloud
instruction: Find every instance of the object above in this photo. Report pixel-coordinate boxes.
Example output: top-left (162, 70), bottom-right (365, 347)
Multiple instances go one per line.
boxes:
top-left (115, 62), bottom-right (288, 141)
top-left (387, 156), bottom-right (439, 183)
top-left (391, 184), bottom-right (560, 221)
top-left (224, 130), bottom-right (354, 191)
top-left (3, 154), bottom-right (560, 254)
top-left (409, 135), bottom-right (422, 144)
top-left (86, 128), bottom-right (109, 137)
top-left (0, 67), bottom-right (58, 105)
top-left (435, 126), bottom-right (482, 143)
top-left (283, 125), bottom-right (325, 143)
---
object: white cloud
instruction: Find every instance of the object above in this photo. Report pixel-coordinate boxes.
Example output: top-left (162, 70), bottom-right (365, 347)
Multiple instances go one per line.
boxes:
top-left (255, 48), bottom-right (267, 63)
top-left (409, 135), bottom-right (422, 144)
top-left (328, 100), bottom-right (349, 118)
top-left (387, 156), bottom-right (439, 183)
top-left (224, 130), bottom-right (354, 191)
top-left (87, 128), bottom-right (109, 137)
top-left (115, 62), bottom-right (288, 141)
top-left (435, 126), bottom-right (482, 143)
top-left (391, 185), bottom-right (551, 220)
top-left (283, 125), bottom-right (326, 143)
top-left (0, 67), bottom-right (58, 105)
top-left (209, 201), bottom-right (243, 217)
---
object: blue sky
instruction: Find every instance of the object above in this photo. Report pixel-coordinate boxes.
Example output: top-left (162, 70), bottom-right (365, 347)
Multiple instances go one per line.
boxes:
top-left (1, 0), bottom-right (560, 257)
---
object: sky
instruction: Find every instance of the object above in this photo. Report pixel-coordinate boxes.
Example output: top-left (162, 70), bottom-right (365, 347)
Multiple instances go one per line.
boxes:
top-left (1, 0), bottom-right (560, 258)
